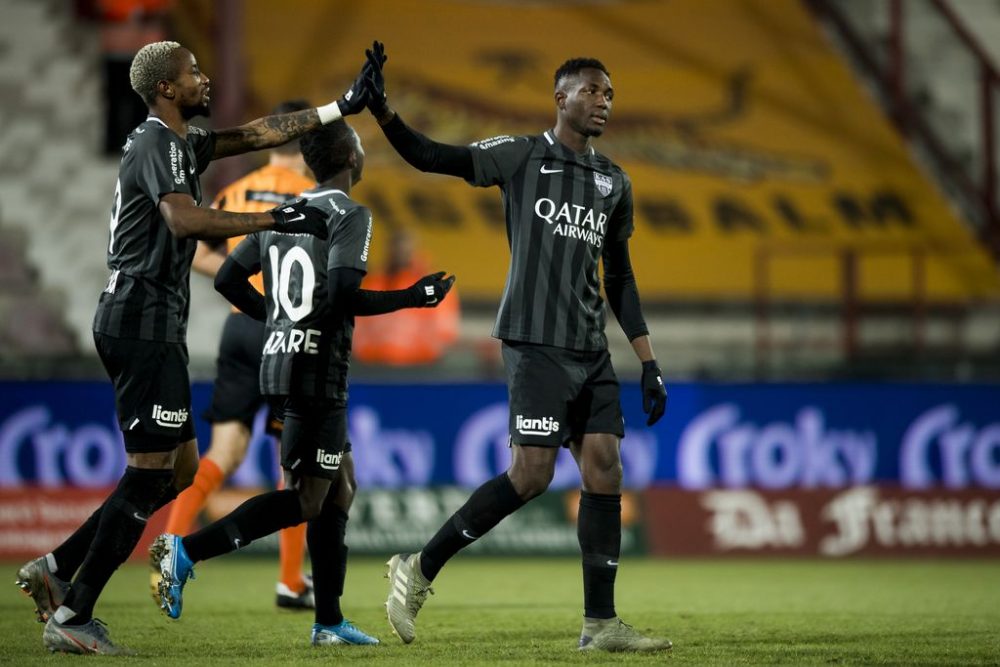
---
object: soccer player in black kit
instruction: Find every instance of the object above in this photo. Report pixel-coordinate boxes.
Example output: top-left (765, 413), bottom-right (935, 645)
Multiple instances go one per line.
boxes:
top-left (362, 44), bottom-right (671, 652)
top-left (149, 117), bottom-right (455, 647)
top-left (14, 40), bottom-right (379, 655)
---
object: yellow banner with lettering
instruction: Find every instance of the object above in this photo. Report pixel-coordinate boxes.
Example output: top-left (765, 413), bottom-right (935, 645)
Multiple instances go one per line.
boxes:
top-left (225, 0), bottom-right (999, 302)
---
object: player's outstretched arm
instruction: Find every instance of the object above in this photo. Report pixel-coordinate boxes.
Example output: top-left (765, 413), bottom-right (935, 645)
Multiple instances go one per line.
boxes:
top-left (362, 42), bottom-right (474, 179)
top-left (210, 56), bottom-right (375, 160)
top-left (215, 253), bottom-right (266, 321)
top-left (328, 267), bottom-right (456, 316)
top-left (159, 194), bottom-right (328, 240)
top-left (212, 107), bottom-right (322, 161)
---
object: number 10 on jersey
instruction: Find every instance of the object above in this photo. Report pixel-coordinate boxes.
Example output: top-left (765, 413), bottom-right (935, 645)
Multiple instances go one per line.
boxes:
top-left (267, 245), bottom-right (316, 322)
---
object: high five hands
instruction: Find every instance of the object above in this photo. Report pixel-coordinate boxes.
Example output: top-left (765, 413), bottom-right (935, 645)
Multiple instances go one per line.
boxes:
top-left (335, 41), bottom-right (388, 117)
top-left (364, 40), bottom-right (388, 115)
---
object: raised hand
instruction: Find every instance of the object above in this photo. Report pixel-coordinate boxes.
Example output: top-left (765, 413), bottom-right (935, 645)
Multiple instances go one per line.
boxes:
top-left (364, 40), bottom-right (388, 115)
top-left (335, 60), bottom-right (372, 117)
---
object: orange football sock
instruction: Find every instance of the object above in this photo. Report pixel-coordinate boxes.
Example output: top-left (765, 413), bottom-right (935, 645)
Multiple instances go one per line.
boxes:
top-left (165, 458), bottom-right (225, 535)
top-left (278, 523), bottom-right (308, 593)
top-left (275, 466), bottom-right (308, 592)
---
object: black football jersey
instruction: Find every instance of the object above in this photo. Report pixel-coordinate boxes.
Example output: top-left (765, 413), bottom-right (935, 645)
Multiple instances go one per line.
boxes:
top-left (92, 117), bottom-right (216, 342)
top-left (468, 130), bottom-right (633, 351)
top-left (228, 187), bottom-right (372, 400)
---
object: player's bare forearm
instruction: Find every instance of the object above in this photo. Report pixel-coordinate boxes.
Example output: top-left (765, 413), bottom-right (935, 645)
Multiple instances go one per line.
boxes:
top-left (630, 334), bottom-right (656, 364)
top-left (160, 195), bottom-right (273, 239)
top-left (212, 109), bottom-right (321, 159)
top-left (179, 208), bottom-right (272, 240)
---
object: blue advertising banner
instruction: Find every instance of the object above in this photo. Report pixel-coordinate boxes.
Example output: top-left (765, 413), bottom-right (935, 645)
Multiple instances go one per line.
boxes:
top-left (0, 381), bottom-right (998, 490)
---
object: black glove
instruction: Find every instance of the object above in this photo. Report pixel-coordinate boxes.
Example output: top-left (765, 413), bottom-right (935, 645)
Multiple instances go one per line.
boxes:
top-left (336, 58), bottom-right (375, 117)
top-left (269, 198), bottom-right (328, 238)
top-left (364, 40), bottom-right (388, 115)
top-left (368, 40), bottom-right (387, 70)
top-left (409, 271), bottom-right (455, 307)
top-left (641, 360), bottom-right (667, 426)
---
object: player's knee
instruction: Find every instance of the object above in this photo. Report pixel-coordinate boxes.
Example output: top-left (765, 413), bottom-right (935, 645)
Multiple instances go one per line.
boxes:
top-left (172, 458), bottom-right (198, 491)
top-left (109, 467), bottom-right (175, 557)
top-left (206, 446), bottom-right (245, 475)
top-left (298, 499), bottom-right (323, 521)
top-left (204, 422), bottom-right (251, 474)
top-left (524, 476), bottom-right (552, 500)
top-left (582, 460), bottom-right (623, 493)
top-left (296, 488), bottom-right (327, 521)
top-left (335, 480), bottom-right (356, 511)
top-left (174, 459), bottom-right (197, 490)
top-left (173, 468), bottom-right (195, 492)
top-left (599, 461), bottom-right (624, 489)
top-left (509, 467), bottom-right (553, 500)
top-left (340, 467), bottom-right (357, 502)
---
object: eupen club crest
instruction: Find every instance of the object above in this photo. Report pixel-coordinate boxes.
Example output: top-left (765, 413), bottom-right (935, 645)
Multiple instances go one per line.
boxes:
top-left (594, 172), bottom-right (613, 197)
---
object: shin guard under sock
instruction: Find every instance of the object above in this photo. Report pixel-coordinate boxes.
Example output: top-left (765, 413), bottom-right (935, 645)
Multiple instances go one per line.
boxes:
top-left (421, 473), bottom-right (525, 581)
top-left (307, 504), bottom-right (348, 626)
top-left (50, 502), bottom-right (105, 579)
top-left (182, 489), bottom-right (303, 563)
top-left (50, 472), bottom-right (180, 580)
top-left (578, 491), bottom-right (621, 619)
top-left (61, 467), bottom-right (174, 624)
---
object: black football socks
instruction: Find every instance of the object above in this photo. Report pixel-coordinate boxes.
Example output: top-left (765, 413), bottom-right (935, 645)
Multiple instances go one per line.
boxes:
top-left (308, 501), bottom-right (349, 626)
top-left (51, 479), bottom-right (178, 580)
top-left (182, 489), bottom-right (303, 563)
top-left (58, 467), bottom-right (174, 624)
top-left (50, 503), bottom-right (104, 579)
top-left (578, 491), bottom-right (621, 620)
top-left (420, 472), bottom-right (526, 581)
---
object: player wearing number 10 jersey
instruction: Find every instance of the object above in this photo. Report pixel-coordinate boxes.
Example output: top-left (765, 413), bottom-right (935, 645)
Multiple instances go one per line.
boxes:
top-left (160, 100), bottom-right (317, 611)
top-left (150, 118), bottom-right (455, 647)
top-left (19, 40), bottom-right (366, 656)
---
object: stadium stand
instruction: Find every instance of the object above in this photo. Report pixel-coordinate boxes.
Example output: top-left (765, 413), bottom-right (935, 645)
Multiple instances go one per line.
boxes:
top-left (0, 0), bottom-right (225, 373)
top-left (825, 0), bottom-right (1000, 238)
top-left (218, 0), bottom-right (1000, 378)
top-left (1, 0), bottom-right (998, 379)
top-left (0, 224), bottom-right (76, 358)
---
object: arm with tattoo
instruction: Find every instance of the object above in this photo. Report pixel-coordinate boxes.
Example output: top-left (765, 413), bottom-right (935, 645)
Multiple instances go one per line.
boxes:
top-left (211, 109), bottom-right (321, 160)
top-left (210, 52), bottom-right (379, 160)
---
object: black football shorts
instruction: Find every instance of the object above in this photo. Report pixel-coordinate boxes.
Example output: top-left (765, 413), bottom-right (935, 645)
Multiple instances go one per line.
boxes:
top-left (276, 396), bottom-right (353, 481)
top-left (203, 312), bottom-right (267, 428)
top-left (501, 340), bottom-right (624, 447)
top-left (94, 332), bottom-right (195, 453)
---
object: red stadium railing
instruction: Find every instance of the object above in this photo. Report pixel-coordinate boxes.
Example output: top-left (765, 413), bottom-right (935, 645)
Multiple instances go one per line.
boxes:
top-left (752, 241), bottom-right (977, 377)
top-left (807, 0), bottom-right (1000, 261)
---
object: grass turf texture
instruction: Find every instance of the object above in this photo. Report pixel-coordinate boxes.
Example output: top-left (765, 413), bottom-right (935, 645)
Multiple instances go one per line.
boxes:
top-left (2, 557), bottom-right (998, 665)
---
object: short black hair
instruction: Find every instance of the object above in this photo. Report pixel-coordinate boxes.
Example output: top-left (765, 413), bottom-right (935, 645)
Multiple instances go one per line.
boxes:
top-left (269, 99), bottom-right (311, 155)
top-left (554, 58), bottom-right (609, 89)
top-left (300, 119), bottom-right (357, 183)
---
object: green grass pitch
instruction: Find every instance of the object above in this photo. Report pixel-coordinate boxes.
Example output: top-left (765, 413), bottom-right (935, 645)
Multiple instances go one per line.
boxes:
top-left (2, 556), bottom-right (998, 665)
